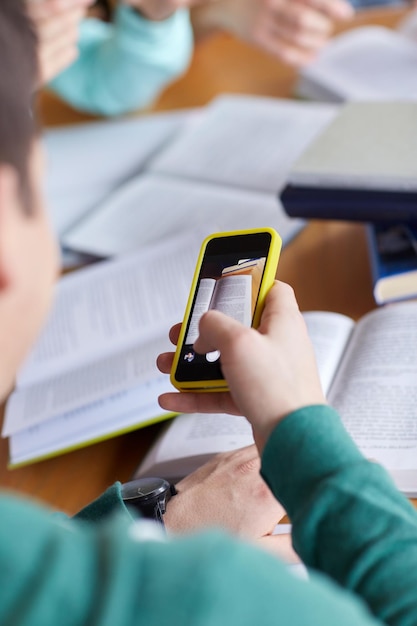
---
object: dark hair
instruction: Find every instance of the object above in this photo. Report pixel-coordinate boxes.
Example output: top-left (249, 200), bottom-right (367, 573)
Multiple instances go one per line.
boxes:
top-left (93, 0), bottom-right (112, 20)
top-left (0, 0), bottom-right (38, 211)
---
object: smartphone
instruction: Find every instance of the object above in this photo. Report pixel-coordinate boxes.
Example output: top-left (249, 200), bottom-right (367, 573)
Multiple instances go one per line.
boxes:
top-left (170, 228), bottom-right (282, 391)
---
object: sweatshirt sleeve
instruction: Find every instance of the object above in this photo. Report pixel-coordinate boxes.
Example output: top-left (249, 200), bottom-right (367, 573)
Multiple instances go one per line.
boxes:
top-left (0, 489), bottom-right (383, 626)
top-left (48, 6), bottom-right (193, 116)
top-left (261, 404), bottom-right (417, 626)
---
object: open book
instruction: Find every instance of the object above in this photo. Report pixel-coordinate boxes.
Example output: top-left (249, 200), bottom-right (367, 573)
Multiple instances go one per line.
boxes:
top-left (2, 230), bottom-right (209, 467)
top-left (186, 259), bottom-right (265, 343)
top-left (136, 299), bottom-right (417, 496)
top-left (44, 108), bottom-right (197, 237)
top-left (49, 95), bottom-right (338, 259)
top-left (296, 26), bottom-right (417, 102)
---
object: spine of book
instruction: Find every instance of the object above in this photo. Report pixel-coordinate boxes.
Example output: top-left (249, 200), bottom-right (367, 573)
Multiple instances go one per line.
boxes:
top-left (280, 185), bottom-right (417, 222)
top-left (366, 222), bottom-right (417, 305)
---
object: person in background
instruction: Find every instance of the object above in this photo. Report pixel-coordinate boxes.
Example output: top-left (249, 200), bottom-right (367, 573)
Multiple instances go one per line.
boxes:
top-left (26, 0), bottom-right (93, 85)
top-left (27, 0), bottom-right (194, 115)
top-left (191, 0), bottom-right (354, 68)
top-left (29, 0), bottom-right (354, 116)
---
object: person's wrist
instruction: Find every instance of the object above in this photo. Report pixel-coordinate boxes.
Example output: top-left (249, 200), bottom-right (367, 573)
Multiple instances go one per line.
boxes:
top-left (163, 495), bottom-right (176, 532)
top-left (163, 487), bottom-right (188, 533)
top-left (253, 399), bottom-right (328, 454)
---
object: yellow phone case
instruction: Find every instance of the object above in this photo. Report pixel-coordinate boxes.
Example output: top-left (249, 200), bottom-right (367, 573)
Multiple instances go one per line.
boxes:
top-left (170, 227), bottom-right (282, 391)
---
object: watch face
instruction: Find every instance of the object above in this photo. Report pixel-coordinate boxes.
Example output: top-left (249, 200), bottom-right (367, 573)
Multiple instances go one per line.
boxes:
top-left (121, 477), bottom-right (170, 503)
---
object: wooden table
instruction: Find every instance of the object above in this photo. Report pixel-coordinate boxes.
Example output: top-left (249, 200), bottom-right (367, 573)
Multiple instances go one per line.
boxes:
top-left (0, 7), bottom-right (410, 515)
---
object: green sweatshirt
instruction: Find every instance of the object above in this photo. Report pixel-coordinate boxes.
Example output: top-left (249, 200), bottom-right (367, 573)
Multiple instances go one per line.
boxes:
top-left (49, 6), bottom-right (193, 116)
top-left (1, 405), bottom-right (416, 626)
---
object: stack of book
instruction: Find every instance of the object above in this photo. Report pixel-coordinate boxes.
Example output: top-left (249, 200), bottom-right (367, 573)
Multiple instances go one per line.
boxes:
top-left (280, 101), bottom-right (417, 223)
top-left (367, 222), bottom-right (417, 305)
top-left (280, 100), bottom-right (417, 305)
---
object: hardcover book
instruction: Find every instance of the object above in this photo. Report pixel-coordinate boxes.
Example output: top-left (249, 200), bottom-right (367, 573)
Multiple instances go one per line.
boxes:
top-left (281, 102), bottom-right (417, 223)
top-left (367, 222), bottom-right (417, 304)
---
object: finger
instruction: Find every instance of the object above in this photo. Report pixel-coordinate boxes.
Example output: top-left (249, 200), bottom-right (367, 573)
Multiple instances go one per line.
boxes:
top-left (277, 3), bottom-right (334, 40)
top-left (27, 0), bottom-right (91, 21)
top-left (169, 323), bottom-right (182, 346)
top-left (38, 43), bottom-right (78, 83)
top-left (158, 390), bottom-right (240, 415)
top-left (35, 7), bottom-right (84, 41)
top-left (268, 16), bottom-right (330, 52)
top-left (257, 282), bottom-right (301, 336)
top-left (38, 19), bottom-right (80, 52)
top-left (299, 0), bottom-right (354, 20)
top-left (156, 351), bottom-right (175, 374)
top-left (259, 27), bottom-right (324, 64)
top-left (193, 309), bottom-right (246, 355)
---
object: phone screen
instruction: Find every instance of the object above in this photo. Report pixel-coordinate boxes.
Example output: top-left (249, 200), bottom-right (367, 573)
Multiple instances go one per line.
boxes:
top-left (174, 231), bottom-right (273, 384)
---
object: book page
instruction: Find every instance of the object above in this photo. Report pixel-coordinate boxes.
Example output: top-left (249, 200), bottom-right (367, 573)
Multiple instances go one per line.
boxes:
top-left (222, 258), bottom-right (266, 313)
top-left (136, 412), bottom-right (254, 480)
top-left (210, 275), bottom-right (252, 326)
top-left (185, 278), bottom-right (216, 344)
top-left (328, 301), bottom-right (417, 474)
top-left (303, 311), bottom-right (354, 395)
top-left (4, 334), bottom-right (174, 436)
top-left (16, 232), bottom-right (200, 387)
top-left (45, 110), bottom-right (197, 236)
top-left (9, 375), bottom-right (175, 466)
top-left (297, 27), bottom-right (417, 102)
top-left (148, 95), bottom-right (338, 193)
top-left (62, 173), bottom-right (304, 259)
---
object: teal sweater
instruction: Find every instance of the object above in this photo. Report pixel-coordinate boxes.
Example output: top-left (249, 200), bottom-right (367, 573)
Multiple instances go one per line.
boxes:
top-left (1, 405), bottom-right (417, 625)
top-left (49, 6), bottom-right (193, 116)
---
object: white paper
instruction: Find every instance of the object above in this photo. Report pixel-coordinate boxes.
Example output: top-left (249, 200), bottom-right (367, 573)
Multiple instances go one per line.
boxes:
top-left (297, 26), bottom-right (417, 102)
top-left (3, 230), bottom-right (205, 437)
top-left (62, 173), bottom-right (304, 258)
top-left (329, 301), bottom-right (417, 476)
top-left (9, 376), bottom-right (175, 466)
top-left (148, 95), bottom-right (338, 193)
top-left (303, 311), bottom-right (354, 395)
top-left (61, 95), bottom-right (318, 259)
top-left (5, 338), bottom-right (170, 435)
top-left (17, 232), bottom-right (199, 387)
top-left (44, 110), bottom-right (198, 236)
top-left (137, 412), bottom-right (254, 479)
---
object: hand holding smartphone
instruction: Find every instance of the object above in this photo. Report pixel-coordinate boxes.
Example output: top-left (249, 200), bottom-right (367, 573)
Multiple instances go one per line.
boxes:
top-left (170, 228), bottom-right (282, 391)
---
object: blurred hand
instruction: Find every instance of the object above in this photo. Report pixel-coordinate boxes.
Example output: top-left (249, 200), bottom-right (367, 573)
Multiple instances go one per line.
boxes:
top-left (165, 444), bottom-right (295, 558)
top-left (193, 0), bottom-right (354, 66)
top-left (157, 281), bottom-right (326, 453)
top-left (27, 0), bottom-right (93, 85)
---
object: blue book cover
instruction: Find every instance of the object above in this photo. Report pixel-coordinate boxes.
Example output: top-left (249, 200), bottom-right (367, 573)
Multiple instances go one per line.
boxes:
top-left (367, 223), bottom-right (417, 305)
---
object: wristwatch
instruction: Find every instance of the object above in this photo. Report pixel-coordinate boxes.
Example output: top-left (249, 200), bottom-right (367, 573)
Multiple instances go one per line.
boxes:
top-left (121, 477), bottom-right (177, 525)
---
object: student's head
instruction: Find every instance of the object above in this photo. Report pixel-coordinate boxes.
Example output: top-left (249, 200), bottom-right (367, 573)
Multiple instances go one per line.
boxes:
top-left (0, 0), bottom-right (59, 398)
